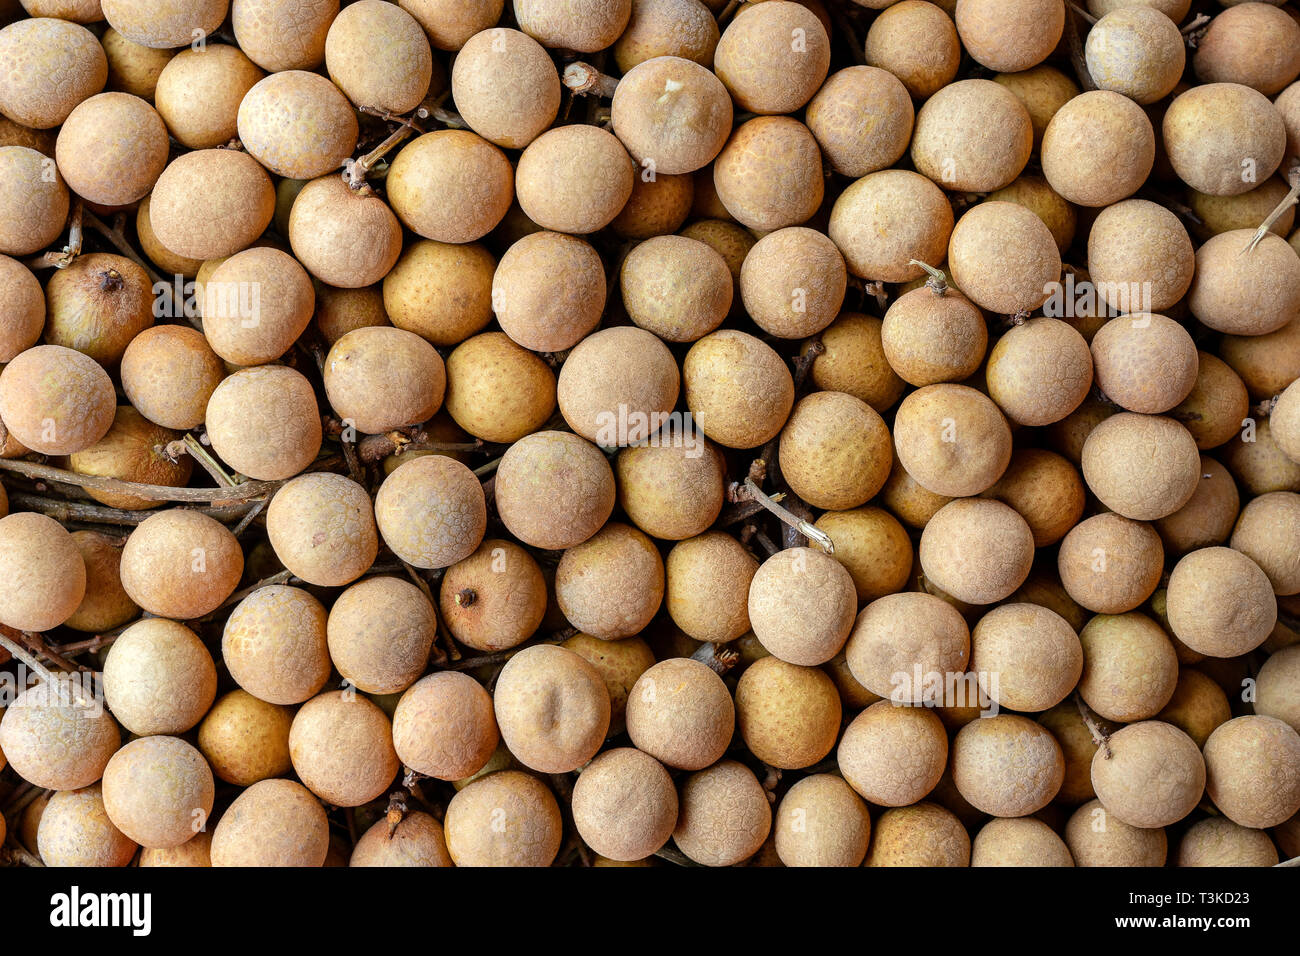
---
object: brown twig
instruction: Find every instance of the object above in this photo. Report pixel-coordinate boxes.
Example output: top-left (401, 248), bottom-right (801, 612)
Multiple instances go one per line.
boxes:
top-left (1075, 693), bottom-right (1112, 759)
top-left (742, 478), bottom-right (833, 553)
top-left (0, 457), bottom-right (279, 503)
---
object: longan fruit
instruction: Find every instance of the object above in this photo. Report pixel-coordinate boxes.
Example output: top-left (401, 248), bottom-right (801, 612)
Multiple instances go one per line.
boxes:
top-left (1194, 2), bottom-right (1300, 96)
top-left (103, 617), bottom-right (216, 736)
top-left (561, 634), bottom-right (655, 736)
top-left (1058, 513), bottom-right (1164, 614)
top-left (1043, 90), bottom-right (1155, 207)
top-left (324, 326), bottom-right (445, 435)
top-left (149, 148), bottom-right (275, 260)
top-left (0, 511), bottom-right (86, 631)
top-left (814, 507), bottom-right (912, 603)
top-left (992, 65), bottom-right (1080, 152)
top-left (205, 365), bottom-right (322, 481)
top-left (679, 220), bottom-right (754, 316)
top-left (265, 473), bottom-right (377, 588)
top-left (863, 0), bottom-right (960, 98)
top-left (392, 672), bottom-right (498, 781)
top-left (0, 255), bottom-right (43, 362)
top-left (1087, 199), bottom-right (1195, 315)
top-left (1066, 798), bottom-right (1168, 867)
top-left (135, 193), bottom-right (203, 278)
top-left (350, 812), bottom-right (452, 868)
top-left (231, 0), bottom-right (337, 72)
top-left (492, 231), bottom-right (603, 352)
top-left (683, 329), bottom-right (794, 449)
top-left (610, 56), bottom-right (733, 176)
top-left (555, 522), bottom-right (664, 641)
top-left (971, 603), bottom-right (1083, 712)
top-left (38, 785), bottom-right (137, 868)
top-left (440, 540), bottom-right (546, 652)
top-left (803, 313), bottom-right (903, 411)
top-left (514, 0), bottom-right (630, 51)
top-left (614, 0), bottom-right (717, 71)
top-left (673, 759), bottom-right (771, 867)
top-left (314, 284), bottom-right (389, 346)
top-left (665, 532), bottom-right (757, 644)
top-left (237, 70), bottom-right (357, 181)
top-left (773, 774), bottom-right (871, 868)
top-left (222, 585), bottom-right (330, 705)
top-left (988, 174), bottom-right (1077, 253)
top-left (740, 227), bottom-right (846, 339)
top-left (0, 145), bottom-right (69, 257)
top-left (919, 499), bottom-right (1035, 605)
top-left (626, 657), bottom-right (734, 770)
top-left (1166, 546), bottom-right (1277, 657)
top-left (845, 592), bottom-right (970, 702)
top-left (325, 0), bottom-right (432, 114)
top-left (375, 455), bottom-right (486, 570)
top-left (1274, 380), bottom-right (1300, 465)
top-left (1086, 6), bottom-right (1185, 104)
top-left (1223, 417), bottom-right (1300, 497)
top-left (1177, 817), bottom-right (1280, 868)
top-left (45, 254), bottom-right (155, 366)
top-left (56, 92), bottom-right (167, 208)
top-left (956, 0), bottom-right (1063, 73)
top-left (381, 239), bottom-right (494, 347)
top-left (288, 176), bottom-right (402, 289)
top-left (1257, 645), bottom-right (1300, 733)
top-left (328, 577), bottom-right (435, 695)
top-left (64, 530), bottom-right (137, 634)
top-left (0, 344), bottom-right (114, 456)
top-left (557, 326), bottom-right (680, 446)
top-left (119, 509), bottom-right (243, 620)
top-left (1078, 613), bottom-right (1179, 722)
top-left (893, 384), bottom-right (1012, 498)
top-left (1156, 668), bottom-right (1232, 748)
top-left (101, 0), bottom-right (228, 49)
top-left (779, 391), bottom-right (892, 511)
top-left (494, 430), bottom-right (615, 550)
top-left (387, 130), bottom-right (514, 244)
top-left (1189, 230), bottom-right (1300, 336)
top-left (829, 170), bottom-right (954, 283)
top-left (1154, 457), bottom-right (1240, 555)
top-left (1081, 413), bottom-right (1201, 520)
top-left (987, 318), bottom-right (1094, 426)
top-left (1091, 720), bottom-right (1205, 829)
top-left (451, 27), bottom-right (558, 149)
top-left (571, 747), bottom-right (677, 862)
top-left (1039, 702), bottom-right (1114, 805)
top-left (1188, 176), bottom-right (1297, 241)
top-left (911, 79), bottom-right (1033, 193)
top-left (1204, 716), bottom-right (1300, 828)
top-left (611, 172), bottom-right (695, 239)
top-left (623, 234), bottom-right (732, 341)
top-left (0, 18), bottom-right (105, 129)
top-left (865, 802), bottom-right (970, 867)
top-left (197, 690), bottom-right (292, 787)
top-left (881, 281), bottom-right (986, 388)
top-left (1231, 492), bottom-right (1300, 595)
top-left (1163, 83), bottom-right (1285, 196)
top-left (289, 691), bottom-right (400, 808)
top-left (443, 770), bottom-right (563, 867)
top-left (948, 201), bottom-right (1061, 316)
top-left (982, 448), bottom-right (1085, 548)
top-left (154, 45), bottom-right (263, 150)
top-left (0, 675), bottom-right (118, 790)
top-left (714, 1), bottom-right (830, 114)
top-left (952, 714), bottom-right (1064, 817)
top-left (516, 125), bottom-right (633, 235)
top-left (973, 817), bottom-right (1074, 867)
top-left (748, 547), bottom-right (857, 666)
top-left (1173, 354), bottom-right (1252, 453)
top-left (806, 66), bottom-right (912, 178)
top-left (101, 735), bottom-right (214, 849)
top-left (203, 247), bottom-right (314, 365)
top-left (616, 438), bottom-right (724, 541)
top-left (712, 116), bottom-right (823, 232)
top-left (210, 778), bottom-right (330, 867)
top-left (737, 656), bottom-right (841, 770)
top-left (838, 700), bottom-right (947, 807)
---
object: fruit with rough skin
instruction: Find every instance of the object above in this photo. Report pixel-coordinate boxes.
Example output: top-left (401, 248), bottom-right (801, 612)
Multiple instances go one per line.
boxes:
top-left (494, 644), bottom-right (610, 774)
top-left (289, 176), bottom-right (401, 289)
top-left (865, 802), bottom-right (971, 867)
top-left (0, 675), bottom-right (118, 790)
top-left (1193, 2), bottom-right (1300, 96)
top-left (0, 146), bottom-right (69, 256)
top-left (1092, 721), bottom-right (1206, 828)
top-left (0, 18), bottom-right (105, 129)
top-left (948, 201), bottom-right (1061, 315)
top-left (1077, 612), bottom-right (1179, 722)
top-left (56, 93), bottom-right (167, 207)
top-left (611, 56), bottom-right (732, 176)
top-left (988, 174), bottom-right (1076, 252)
top-left (612, 172), bottom-right (695, 238)
top-left (382, 239), bottom-right (494, 347)
top-left (614, 0), bottom-right (718, 72)
top-left (324, 326), bottom-right (444, 435)
top-left (439, 539), bottom-right (546, 652)
top-left (829, 170), bottom-right (954, 283)
top-left (289, 691), bottom-right (400, 808)
top-left (0, 511), bottom-right (86, 632)
top-left (1086, 6), bottom-right (1184, 104)
top-left (494, 431), bottom-right (615, 550)
top-left (443, 770), bottom-right (562, 867)
top-left (222, 585), bottom-right (330, 705)
top-left (557, 326), bottom-right (679, 446)
top-left (119, 509), bottom-right (243, 619)
top-left (919, 499), bottom-right (1035, 605)
top-left (103, 618), bottom-right (216, 735)
top-left (911, 79), bottom-right (1033, 192)
top-left (981, 447), bottom-right (1085, 547)
top-left (350, 811), bottom-right (452, 867)
top-left (951, 713), bottom-right (1064, 817)
top-left (864, 1), bottom-right (960, 99)
top-left (149, 149), bottom-right (275, 260)
top-left (972, 603), bottom-right (1083, 712)
top-left (1162, 83), bottom-right (1285, 196)
top-left (774, 774), bottom-right (871, 868)
top-left (315, 284), bottom-right (390, 346)
top-left (64, 530), bottom-right (138, 633)
top-left (683, 330), bottom-right (794, 449)
top-left (155, 45), bottom-right (263, 149)
top-left (1066, 798), bottom-right (1167, 866)
top-left (740, 227), bottom-right (845, 339)
top-left (561, 634), bottom-right (654, 736)
top-left (206, 366), bottom-right (323, 481)
top-left (805, 313), bottom-right (906, 411)
top-left (237, 71), bottom-right (357, 180)
top-left (1166, 546), bottom-right (1277, 657)
top-left (955, 0), bottom-right (1064, 73)
top-left (514, 0), bottom-right (630, 52)
top-left (1057, 513), bottom-right (1164, 613)
top-left (987, 318), bottom-right (1094, 426)
top-left (846, 592), bottom-right (969, 701)
top-left (713, 117), bottom-right (823, 231)
top-left (443, 333), bottom-right (555, 443)
top-left (44, 254), bottom-right (154, 365)
top-left (571, 748), bottom-right (677, 862)
top-left (119, 325), bottom-right (224, 431)
top-left (392, 671), bottom-right (498, 781)
top-left (1188, 230), bottom-right (1300, 336)
top-left (838, 700), bottom-right (948, 806)
top-left (748, 547), bottom-right (857, 666)
top-left (881, 283), bottom-right (986, 387)
top-left (68, 408), bottom-right (192, 511)
top-left (779, 391), bottom-right (892, 511)
top-left (1080, 412), bottom-right (1201, 520)
top-left (375, 454), bottom-right (486, 570)
top-left (136, 193), bottom-right (203, 277)
top-left (672, 759), bottom-right (771, 867)
top-left (101, 736), bottom-right (214, 849)
top-left (665, 532), bottom-right (757, 643)
top-left (1087, 199), bottom-right (1196, 315)
top-left (0, 255), bottom-right (43, 362)
top-left (516, 125), bottom-right (634, 235)
top-left (198, 690), bottom-right (292, 786)
top-left (1178, 817), bottom-right (1280, 867)
top-left (973, 818), bottom-right (1074, 867)
top-left (266, 473), bottom-right (377, 588)
top-left (231, 0), bottom-right (337, 72)
top-left (737, 657), bottom-right (841, 770)
top-left (714, 1), bottom-right (830, 114)
top-left (451, 27), bottom-right (559, 149)
top-left (1230, 492), bottom-right (1300, 595)
top-left (387, 130), bottom-right (514, 244)
top-left (555, 523), bottom-right (664, 641)
top-left (622, 235), bottom-right (732, 342)
top-left (101, 0), bottom-right (229, 49)
top-left (616, 439), bottom-right (724, 541)
top-left (328, 577), bottom-right (435, 695)
top-left (492, 232), bottom-right (603, 353)
top-left (813, 507), bottom-right (912, 602)
top-left (1155, 459), bottom-right (1240, 556)
top-left (325, 0), bottom-right (432, 114)
top-left (626, 657), bottom-right (734, 770)
top-left (210, 778), bottom-right (330, 867)
top-left (992, 65), bottom-right (1079, 153)
top-left (38, 785), bottom-right (137, 868)
top-left (893, 384), bottom-right (1012, 497)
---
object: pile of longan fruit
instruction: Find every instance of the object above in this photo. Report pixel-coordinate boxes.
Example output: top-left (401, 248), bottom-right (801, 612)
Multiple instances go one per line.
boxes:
top-left (0, 0), bottom-right (1298, 870)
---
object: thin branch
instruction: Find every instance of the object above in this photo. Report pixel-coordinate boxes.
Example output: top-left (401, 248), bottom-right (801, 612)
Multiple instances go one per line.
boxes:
top-left (0, 457), bottom-right (281, 502)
